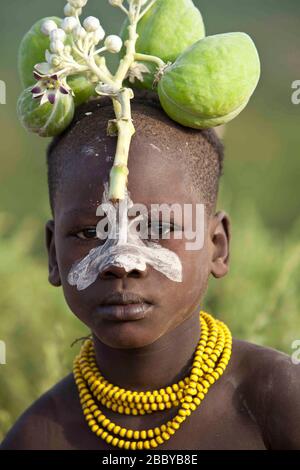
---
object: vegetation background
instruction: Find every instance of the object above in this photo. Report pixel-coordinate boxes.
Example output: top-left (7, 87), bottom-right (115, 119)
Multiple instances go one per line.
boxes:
top-left (0, 0), bottom-right (300, 440)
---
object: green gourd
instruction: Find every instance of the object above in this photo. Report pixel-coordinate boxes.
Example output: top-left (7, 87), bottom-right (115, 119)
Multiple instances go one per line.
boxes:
top-left (157, 32), bottom-right (261, 129)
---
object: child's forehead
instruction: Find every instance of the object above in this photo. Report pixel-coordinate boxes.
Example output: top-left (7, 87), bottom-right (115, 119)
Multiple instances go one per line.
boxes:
top-left (57, 129), bottom-right (197, 204)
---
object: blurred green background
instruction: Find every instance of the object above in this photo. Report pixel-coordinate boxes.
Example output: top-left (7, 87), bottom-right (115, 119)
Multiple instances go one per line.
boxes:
top-left (0, 0), bottom-right (300, 440)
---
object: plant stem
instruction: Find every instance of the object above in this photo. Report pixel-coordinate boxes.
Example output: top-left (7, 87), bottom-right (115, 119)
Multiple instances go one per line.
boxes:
top-left (138, 0), bottom-right (158, 21)
top-left (134, 52), bottom-right (165, 68)
top-left (114, 23), bottom-right (139, 87)
top-left (108, 4), bottom-right (143, 201)
top-left (108, 88), bottom-right (135, 202)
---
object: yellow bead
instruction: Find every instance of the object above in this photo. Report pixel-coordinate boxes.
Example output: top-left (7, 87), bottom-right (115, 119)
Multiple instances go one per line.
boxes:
top-left (167, 427), bottom-right (176, 436)
top-left (140, 430), bottom-right (147, 440)
top-left (156, 436), bottom-right (164, 445)
top-left (106, 435), bottom-right (113, 444)
top-left (112, 437), bottom-right (119, 447)
top-left (107, 423), bottom-right (115, 432)
top-left (114, 425), bottom-right (121, 434)
top-left (133, 431), bottom-right (140, 440)
top-left (150, 439), bottom-right (158, 448)
top-left (126, 430), bottom-right (133, 439)
top-left (171, 422), bottom-right (180, 430)
top-left (137, 442), bottom-right (144, 450)
top-left (130, 442), bottom-right (137, 450)
top-left (144, 440), bottom-right (151, 449)
top-left (118, 440), bottom-right (125, 449)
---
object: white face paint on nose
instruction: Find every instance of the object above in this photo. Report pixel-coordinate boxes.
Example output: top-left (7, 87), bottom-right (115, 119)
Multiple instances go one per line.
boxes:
top-left (67, 183), bottom-right (183, 291)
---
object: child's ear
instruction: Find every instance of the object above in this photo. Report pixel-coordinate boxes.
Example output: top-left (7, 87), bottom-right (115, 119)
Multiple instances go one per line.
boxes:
top-left (45, 220), bottom-right (61, 287)
top-left (209, 211), bottom-right (231, 279)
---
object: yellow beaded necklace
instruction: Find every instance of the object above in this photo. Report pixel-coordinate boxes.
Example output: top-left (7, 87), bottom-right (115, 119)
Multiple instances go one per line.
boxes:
top-left (73, 311), bottom-right (232, 450)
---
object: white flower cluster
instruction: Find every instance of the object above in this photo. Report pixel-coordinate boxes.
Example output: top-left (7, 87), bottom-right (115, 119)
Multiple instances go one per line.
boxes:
top-left (40, 2), bottom-right (123, 77)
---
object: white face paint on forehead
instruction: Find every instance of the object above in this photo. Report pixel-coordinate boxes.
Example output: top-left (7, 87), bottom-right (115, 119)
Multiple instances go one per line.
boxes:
top-left (67, 183), bottom-right (183, 291)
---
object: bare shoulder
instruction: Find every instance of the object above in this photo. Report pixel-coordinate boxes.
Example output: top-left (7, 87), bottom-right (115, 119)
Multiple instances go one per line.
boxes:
top-left (0, 373), bottom-right (79, 450)
top-left (232, 338), bottom-right (300, 449)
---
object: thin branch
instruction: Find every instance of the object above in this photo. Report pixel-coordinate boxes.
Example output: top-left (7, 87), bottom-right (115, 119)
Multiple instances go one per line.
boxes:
top-left (138, 0), bottom-right (157, 21)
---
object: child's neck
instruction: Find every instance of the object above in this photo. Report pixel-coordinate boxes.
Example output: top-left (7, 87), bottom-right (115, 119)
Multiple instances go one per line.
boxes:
top-left (92, 307), bottom-right (201, 391)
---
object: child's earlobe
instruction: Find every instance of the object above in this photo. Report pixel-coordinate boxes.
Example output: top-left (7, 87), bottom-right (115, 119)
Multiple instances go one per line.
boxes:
top-left (45, 220), bottom-right (61, 287)
top-left (210, 211), bottom-right (231, 279)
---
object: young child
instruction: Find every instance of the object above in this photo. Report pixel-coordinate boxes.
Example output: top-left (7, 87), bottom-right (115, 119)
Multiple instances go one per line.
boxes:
top-left (1, 92), bottom-right (300, 450)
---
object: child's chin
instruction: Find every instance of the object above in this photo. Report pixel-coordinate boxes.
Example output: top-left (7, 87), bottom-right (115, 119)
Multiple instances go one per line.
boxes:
top-left (92, 321), bottom-right (160, 350)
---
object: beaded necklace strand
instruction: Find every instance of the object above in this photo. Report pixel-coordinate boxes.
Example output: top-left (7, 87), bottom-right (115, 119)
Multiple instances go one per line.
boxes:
top-left (73, 311), bottom-right (232, 450)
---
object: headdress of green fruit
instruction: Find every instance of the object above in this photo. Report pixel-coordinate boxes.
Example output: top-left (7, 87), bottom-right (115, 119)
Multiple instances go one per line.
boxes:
top-left (16, 0), bottom-right (261, 202)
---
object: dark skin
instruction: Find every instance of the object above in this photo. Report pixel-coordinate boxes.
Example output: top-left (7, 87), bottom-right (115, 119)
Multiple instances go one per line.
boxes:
top-left (1, 113), bottom-right (300, 450)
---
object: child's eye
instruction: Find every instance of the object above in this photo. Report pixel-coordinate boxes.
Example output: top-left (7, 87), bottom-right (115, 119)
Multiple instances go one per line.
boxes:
top-left (75, 227), bottom-right (98, 240)
top-left (148, 221), bottom-right (175, 239)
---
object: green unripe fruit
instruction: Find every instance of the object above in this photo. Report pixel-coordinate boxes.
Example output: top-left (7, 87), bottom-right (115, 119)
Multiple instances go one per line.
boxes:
top-left (158, 32), bottom-right (261, 129)
top-left (67, 75), bottom-right (96, 107)
top-left (18, 17), bottom-right (62, 89)
top-left (120, 0), bottom-right (205, 89)
top-left (17, 87), bottom-right (75, 137)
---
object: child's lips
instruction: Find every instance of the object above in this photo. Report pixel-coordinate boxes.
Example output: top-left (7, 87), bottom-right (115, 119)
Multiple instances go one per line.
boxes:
top-left (95, 302), bottom-right (153, 322)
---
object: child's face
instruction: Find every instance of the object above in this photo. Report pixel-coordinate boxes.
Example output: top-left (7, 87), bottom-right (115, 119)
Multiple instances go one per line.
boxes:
top-left (46, 130), bottom-right (230, 349)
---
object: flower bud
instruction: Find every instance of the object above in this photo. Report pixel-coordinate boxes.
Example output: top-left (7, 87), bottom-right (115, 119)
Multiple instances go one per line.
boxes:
top-left (50, 39), bottom-right (65, 54)
top-left (61, 16), bottom-right (78, 33)
top-left (74, 25), bottom-right (87, 40)
top-left (41, 20), bottom-right (58, 36)
top-left (68, 0), bottom-right (88, 8)
top-left (104, 35), bottom-right (122, 53)
top-left (92, 26), bottom-right (105, 44)
top-left (83, 16), bottom-right (100, 32)
top-left (50, 28), bottom-right (66, 42)
top-left (64, 4), bottom-right (79, 16)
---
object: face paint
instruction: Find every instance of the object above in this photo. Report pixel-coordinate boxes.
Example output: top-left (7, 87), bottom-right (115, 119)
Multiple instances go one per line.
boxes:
top-left (67, 183), bottom-right (183, 290)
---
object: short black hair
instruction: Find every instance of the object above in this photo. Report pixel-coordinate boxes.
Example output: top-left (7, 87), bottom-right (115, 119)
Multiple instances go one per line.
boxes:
top-left (46, 89), bottom-right (224, 215)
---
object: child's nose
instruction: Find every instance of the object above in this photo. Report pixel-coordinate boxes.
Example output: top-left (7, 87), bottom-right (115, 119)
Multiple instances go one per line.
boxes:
top-left (99, 264), bottom-right (148, 280)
